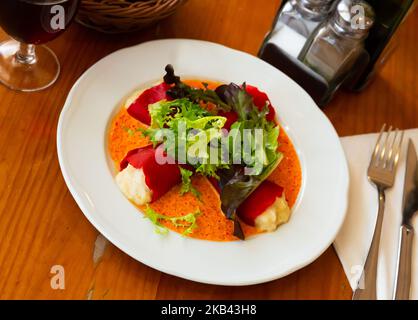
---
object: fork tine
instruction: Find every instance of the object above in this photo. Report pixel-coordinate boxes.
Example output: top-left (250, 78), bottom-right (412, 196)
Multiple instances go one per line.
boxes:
top-left (371, 124), bottom-right (386, 167)
top-left (385, 128), bottom-right (398, 168)
top-left (379, 125), bottom-right (392, 167)
top-left (389, 129), bottom-right (404, 171)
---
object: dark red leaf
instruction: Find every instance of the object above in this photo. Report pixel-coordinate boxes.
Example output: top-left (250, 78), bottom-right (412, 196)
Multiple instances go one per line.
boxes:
top-left (245, 85), bottom-right (276, 122)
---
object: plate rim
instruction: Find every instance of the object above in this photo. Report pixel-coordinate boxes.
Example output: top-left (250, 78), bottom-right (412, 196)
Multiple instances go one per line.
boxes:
top-left (57, 38), bottom-right (349, 286)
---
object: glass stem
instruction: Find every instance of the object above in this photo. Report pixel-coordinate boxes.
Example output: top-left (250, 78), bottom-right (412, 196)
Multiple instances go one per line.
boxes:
top-left (15, 43), bottom-right (37, 65)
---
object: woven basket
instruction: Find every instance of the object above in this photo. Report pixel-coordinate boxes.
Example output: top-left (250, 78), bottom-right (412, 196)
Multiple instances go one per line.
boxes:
top-left (76, 0), bottom-right (187, 33)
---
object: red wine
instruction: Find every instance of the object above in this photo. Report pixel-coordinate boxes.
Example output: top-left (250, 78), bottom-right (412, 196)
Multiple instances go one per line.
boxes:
top-left (0, 0), bottom-right (80, 45)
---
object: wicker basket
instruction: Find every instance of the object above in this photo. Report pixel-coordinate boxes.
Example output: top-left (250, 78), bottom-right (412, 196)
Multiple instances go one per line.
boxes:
top-left (76, 0), bottom-right (187, 33)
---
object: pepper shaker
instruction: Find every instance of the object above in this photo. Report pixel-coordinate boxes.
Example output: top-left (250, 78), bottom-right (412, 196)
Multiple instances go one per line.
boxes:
top-left (299, 0), bottom-right (375, 96)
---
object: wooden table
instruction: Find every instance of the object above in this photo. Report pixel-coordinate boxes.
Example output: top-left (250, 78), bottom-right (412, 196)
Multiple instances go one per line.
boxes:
top-left (0, 0), bottom-right (417, 300)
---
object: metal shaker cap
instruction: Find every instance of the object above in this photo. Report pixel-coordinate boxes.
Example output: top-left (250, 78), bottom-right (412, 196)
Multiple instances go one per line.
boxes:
top-left (334, 0), bottom-right (375, 38)
top-left (301, 0), bottom-right (335, 5)
top-left (296, 0), bottom-right (336, 20)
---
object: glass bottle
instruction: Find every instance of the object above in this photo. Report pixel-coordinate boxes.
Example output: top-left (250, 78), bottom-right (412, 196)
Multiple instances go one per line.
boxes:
top-left (263, 0), bottom-right (336, 58)
top-left (299, 0), bottom-right (375, 92)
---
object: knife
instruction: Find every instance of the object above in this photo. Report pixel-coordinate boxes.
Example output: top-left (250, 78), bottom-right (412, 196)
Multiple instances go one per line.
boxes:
top-left (393, 139), bottom-right (418, 300)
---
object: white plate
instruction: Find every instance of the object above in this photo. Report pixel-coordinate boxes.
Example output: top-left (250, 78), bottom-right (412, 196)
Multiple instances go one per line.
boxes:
top-left (57, 39), bottom-right (349, 286)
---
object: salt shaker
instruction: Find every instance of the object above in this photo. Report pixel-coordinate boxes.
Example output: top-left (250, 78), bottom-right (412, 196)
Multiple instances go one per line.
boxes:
top-left (299, 0), bottom-right (375, 91)
top-left (265, 0), bottom-right (336, 58)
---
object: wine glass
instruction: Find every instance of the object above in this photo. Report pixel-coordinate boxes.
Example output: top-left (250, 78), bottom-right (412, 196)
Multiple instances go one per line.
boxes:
top-left (0, 0), bottom-right (80, 92)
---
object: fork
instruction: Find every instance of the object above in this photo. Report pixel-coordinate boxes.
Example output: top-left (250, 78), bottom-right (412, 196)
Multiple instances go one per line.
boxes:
top-left (352, 124), bottom-right (404, 300)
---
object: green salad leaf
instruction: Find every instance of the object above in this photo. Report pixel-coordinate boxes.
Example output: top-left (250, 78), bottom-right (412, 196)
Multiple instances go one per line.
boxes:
top-left (179, 167), bottom-right (201, 200)
top-left (143, 98), bottom-right (230, 179)
top-left (144, 206), bottom-right (201, 236)
top-left (149, 98), bottom-right (211, 129)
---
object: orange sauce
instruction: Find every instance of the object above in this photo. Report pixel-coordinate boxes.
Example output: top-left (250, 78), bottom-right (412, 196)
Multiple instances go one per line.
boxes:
top-left (108, 80), bottom-right (302, 241)
top-left (108, 108), bottom-right (151, 165)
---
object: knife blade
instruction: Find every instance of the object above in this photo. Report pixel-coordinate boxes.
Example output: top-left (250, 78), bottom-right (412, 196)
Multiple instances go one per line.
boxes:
top-left (394, 139), bottom-right (418, 300)
top-left (401, 140), bottom-right (418, 228)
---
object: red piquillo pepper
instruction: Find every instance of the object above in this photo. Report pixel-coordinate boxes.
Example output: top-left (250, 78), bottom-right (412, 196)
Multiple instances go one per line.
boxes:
top-left (236, 180), bottom-right (284, 227)
top-left (120, 146), bottom-right (181, 202)
top-left (245, 84), bottom-right (276, 123)
top-left (127, 82), bottom-right (172, 125)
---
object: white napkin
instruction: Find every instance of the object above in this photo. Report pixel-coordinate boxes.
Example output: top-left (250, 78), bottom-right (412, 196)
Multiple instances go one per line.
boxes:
top-left (334, 129), bottom-right (418, 300)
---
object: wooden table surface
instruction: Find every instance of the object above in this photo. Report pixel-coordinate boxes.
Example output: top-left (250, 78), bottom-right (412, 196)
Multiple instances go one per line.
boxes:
top-left (0, 0), bottom-right (417, 300)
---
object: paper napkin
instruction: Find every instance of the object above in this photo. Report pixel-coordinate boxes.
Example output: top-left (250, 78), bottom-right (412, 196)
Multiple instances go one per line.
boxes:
top-left (334, 129), bottom-right (418, 300)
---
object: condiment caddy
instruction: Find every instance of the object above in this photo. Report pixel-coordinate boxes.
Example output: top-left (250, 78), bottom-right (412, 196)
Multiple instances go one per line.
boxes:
top-left (259, 0), bottom-right (416, 107)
